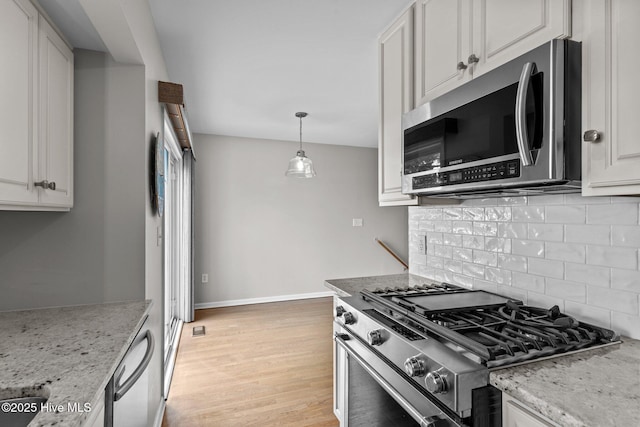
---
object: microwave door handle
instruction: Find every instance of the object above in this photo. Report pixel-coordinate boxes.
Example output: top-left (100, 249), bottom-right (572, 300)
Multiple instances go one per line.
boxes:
top-left (515, 62), bottom-right (536, 167)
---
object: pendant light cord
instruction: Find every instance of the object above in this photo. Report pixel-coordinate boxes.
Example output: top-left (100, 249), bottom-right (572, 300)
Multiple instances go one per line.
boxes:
top-left (299, 115), bottom-right (303, 151)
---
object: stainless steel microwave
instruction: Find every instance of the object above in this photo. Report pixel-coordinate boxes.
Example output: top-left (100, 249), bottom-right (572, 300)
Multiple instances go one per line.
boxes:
top-left (402, 40), bottom-right (581, 198)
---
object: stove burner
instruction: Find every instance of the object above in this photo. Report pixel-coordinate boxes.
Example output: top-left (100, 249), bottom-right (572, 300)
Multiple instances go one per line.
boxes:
top-left (360, 284), bottom-right (619, 368)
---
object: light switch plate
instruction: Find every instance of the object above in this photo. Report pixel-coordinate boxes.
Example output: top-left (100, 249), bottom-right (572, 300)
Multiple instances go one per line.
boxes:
top-left (352, 218), bottom-right (363, 227)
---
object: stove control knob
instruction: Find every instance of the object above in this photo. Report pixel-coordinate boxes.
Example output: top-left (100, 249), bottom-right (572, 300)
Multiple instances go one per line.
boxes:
top-left (335, 305), bottom-right (346, 317)
top-left (404, 357), bottom-right (426, 377)
top-left (367, 329), bottom-right (384, 346)
top-left (342, 312), bottom-right (356, 325)
top-left (425, 371), bottom-right (447, 394)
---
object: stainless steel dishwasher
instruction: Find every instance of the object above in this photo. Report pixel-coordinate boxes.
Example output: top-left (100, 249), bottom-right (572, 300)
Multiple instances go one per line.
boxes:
top-left (105, 317), bottom-right (154, 427)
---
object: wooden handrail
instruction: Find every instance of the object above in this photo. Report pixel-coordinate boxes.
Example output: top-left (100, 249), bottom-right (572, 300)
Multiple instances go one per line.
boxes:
top-left (375, 238), bottom-right (408, 270)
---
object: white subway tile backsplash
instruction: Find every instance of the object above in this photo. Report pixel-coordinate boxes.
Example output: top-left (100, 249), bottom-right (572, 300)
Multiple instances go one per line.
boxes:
top-left (443, 233), bottom-right (463, 247)
top-left (528, 223), bottom-right (563, 241)
top-left (512, 239), bottom-right (545, 257)
top-left (588, 286), bottom-right (639, 315)
top-left (611, 225), bottom-right (640, 247)
top-left (564, 194), bottom-right (611, 205)
top-left (545, 278), bottom-right (586, 303)
top-left (409, 195), bottom-right (640, 339)
top-left (496, 284), bottom-right (526, 301)
top-left (443, 207), bottom-right (463, 220)
top-left (611, 311), bottom-right (640, 338)
top-left (485, 267), bottom-right (511, 285)
top-left (472, 279), bottom-right (499, 293)
top-left (528, 258), bottom-right (564, 279)
top-left (565, 263), bottom-right (610, 288)
top-left (433, 221), bottom-right (453, 233)
top-left (586, 245), bottom-right (638, 269)
top-left (545, 205), bottom-right (585, 224)
top-left (463, 262), bottom-right (485, 278)
top-left (463, 207), bottom-right (485, 221)
top-left (473, 250), bottom-right (498, 267)
top-left (463, 235), bottom-right (485, 250)
top-left (498, 254), bottom-right (527, 272)
top-left (434, 245), bottom-right (453, 258)
top-left (452, 221), bottom-right (473, 234)
top-left (565, 224), bottom-right (610, 245)
top-left (610, 268), bottom-right (640, 293)
top-left (587, 204), bottom-right (638, 225)
top-left (473, 221), bottom-right (498, 236)
top-left (527, 291), bottom-right (565, 310)
top-left (443, 259), bottom-right (462, 273)
top-left (545, 242), bottom-right (586, 263)
top-left (564, 301), bottom-right (612, 329)
top-left (498, 223), bottom-right (528, 239)
top-left (512, 206), bottom-right (545, 222)
top-left (485, 207), bottom-right (512, 222)
top-left (453, 247), bottom-right (473, 262)
top-left (512, 272), bottom-right (545, 293)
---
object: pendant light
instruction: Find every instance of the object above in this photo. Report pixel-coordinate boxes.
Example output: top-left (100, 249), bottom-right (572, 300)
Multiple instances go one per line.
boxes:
top-left (285, 112), bottom-right (316, 178)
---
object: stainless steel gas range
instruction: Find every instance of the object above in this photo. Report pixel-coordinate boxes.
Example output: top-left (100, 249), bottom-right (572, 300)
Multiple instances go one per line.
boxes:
top-left (333, 281), bottom-right (619, 427)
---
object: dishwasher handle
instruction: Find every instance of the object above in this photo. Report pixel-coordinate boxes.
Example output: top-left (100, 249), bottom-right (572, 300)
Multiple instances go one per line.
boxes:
top-left (114, 329), bottom-right (154, 402)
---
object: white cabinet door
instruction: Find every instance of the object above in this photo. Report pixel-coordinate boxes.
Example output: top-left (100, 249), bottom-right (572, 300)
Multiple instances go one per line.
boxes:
top-left (378, 6), bottom-right (418, 206)
top-left (0, 0), bottom-right (38, 205)
top-left (503, 393), bottom-right (559, 427)
top-left (414, 0), bottom-right (472, 105)
top-left (472, 0), bottom-right (571, 78)
top-left (582, 0), bottom-right (640, 196)
top-left (38, 16), bottom-right (73, 207)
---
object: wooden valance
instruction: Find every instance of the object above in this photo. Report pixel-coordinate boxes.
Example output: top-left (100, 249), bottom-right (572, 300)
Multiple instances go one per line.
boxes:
top-left (158, 81), bottom-right (193, 151)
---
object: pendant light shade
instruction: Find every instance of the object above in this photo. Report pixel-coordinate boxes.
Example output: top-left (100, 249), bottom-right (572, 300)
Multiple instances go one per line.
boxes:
top-left (285, 112), bottom-right (316, 178)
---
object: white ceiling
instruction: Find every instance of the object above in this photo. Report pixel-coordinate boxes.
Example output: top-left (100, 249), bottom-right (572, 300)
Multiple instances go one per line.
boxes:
top-left (148, 0), bottom-right (413, 148)
top-left (38, 0), bottom-right (414, 148)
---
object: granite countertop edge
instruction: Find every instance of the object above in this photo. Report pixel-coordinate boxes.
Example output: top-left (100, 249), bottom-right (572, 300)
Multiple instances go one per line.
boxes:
top-left (0, 300), bottom-right (152, 427)
top-left (324, 273), bottom-right (640, 427)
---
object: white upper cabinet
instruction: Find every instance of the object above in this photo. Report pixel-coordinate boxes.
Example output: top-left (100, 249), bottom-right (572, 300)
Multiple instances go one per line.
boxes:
top-left (378, 5), bottom-right (418, 206)
top-left (38, 16), bottom-right (73, 207)
top-left (581, 0), bottom-right (640, 196)
top-left (0, 0), bottom-right (39, 205)
top-left (0, 0), bottom-right (73, 210)
top-left (473, 0), bottom-right (571, 78)
top-left (414, 0), bottom-right (472, 105)
top-left (415, 0), bottom-right (571, 106)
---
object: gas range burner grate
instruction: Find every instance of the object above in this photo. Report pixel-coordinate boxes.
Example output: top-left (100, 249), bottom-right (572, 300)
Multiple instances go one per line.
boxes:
top-left (360, 285), bottom-right (619, 368)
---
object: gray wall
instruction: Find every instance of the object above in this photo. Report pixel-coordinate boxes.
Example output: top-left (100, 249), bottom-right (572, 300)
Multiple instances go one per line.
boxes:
top-left (409, 194), bottom-right (640, 339)
top-left (194, 133), bottom-right (408, 305)
top-left (0, 49), bottom-right (146, 310)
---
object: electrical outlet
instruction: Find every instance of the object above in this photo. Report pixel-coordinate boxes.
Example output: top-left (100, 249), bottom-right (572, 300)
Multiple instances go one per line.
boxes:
top-left (417, 235), bottom-right (427, 255)
top-left (201, 273), bottom-right (209, 284)
top-left (352, 218), bottom-right (363, 227)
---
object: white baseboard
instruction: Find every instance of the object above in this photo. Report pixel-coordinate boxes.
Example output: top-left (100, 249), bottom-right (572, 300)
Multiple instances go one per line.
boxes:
top-left (195, 291), bottom-right (334, 310)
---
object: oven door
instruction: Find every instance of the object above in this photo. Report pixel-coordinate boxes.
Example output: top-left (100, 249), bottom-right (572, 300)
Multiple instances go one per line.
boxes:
top-left (334, 325), bottom-right (461, 427)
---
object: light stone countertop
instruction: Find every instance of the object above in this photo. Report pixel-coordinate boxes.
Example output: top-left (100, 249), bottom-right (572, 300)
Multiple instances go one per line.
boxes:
top-left (490, 339), bottom-right (640, 427)
top-left (0, 301), bottom-right (151, 427)
top-left (325, 273), bottom-right (640, 427)
top-left (324, 273), bottom-right (435, 297)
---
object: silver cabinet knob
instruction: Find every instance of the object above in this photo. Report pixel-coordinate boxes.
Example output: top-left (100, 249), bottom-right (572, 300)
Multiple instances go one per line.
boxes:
top-left (404, 356), bottom-right (426, 377)
top-left (583, 130), bottom-right (601, 142)
top-left (425, 371), bottom-right (447, 394)
top-left (34, 180), bottom-right (56, 190)
top-left (367, 329), bottom-right (384, 346)
top-left (468, 54), bottom-right (480, 64)
top-left (456, 61), bottom-right (467, 70)
top-left (342, 312), bottom-right (355, 325)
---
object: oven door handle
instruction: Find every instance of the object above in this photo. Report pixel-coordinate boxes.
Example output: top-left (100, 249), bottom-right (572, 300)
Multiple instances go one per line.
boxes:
top-left (335, 333), bottom-right (449, 427)
top-left (515, 61), bottom-right (537, 167)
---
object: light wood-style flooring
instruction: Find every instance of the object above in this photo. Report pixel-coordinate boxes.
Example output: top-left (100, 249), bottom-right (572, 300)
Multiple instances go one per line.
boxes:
top-left (161, 297), bottom-right (339, 427)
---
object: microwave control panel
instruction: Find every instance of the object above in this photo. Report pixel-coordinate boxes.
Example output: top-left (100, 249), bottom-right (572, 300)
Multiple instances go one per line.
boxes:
top-left (412, 160), bottom-right (520, 189)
